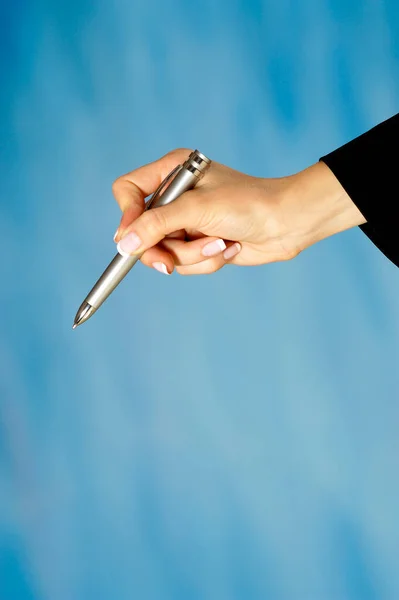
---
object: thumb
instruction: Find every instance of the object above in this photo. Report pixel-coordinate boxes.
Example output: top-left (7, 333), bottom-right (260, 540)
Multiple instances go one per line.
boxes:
top-left (116, 190), bottom-right (204, 256)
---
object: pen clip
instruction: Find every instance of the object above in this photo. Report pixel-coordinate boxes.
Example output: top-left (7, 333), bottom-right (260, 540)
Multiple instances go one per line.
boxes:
top-left (146, 164), bottom-right (183, 210)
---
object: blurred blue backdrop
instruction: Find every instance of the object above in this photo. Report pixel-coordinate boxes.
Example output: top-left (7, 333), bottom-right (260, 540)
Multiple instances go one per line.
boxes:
top-left (1, 0), bottom-right (399, 598)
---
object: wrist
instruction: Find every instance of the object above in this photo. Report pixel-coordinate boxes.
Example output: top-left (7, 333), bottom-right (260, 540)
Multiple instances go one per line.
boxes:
top-left (284, 161), bottom-right (366, 253)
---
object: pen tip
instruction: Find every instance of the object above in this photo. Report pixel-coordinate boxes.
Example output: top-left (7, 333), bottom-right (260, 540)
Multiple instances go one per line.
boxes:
top-left (72, 301), bottom-right (96, 329)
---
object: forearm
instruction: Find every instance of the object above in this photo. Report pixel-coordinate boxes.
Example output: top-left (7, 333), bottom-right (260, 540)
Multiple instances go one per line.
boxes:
top-left (282, 161), bottom-right (366, 253)
top-left (282, 113), bottom-right (399, 267)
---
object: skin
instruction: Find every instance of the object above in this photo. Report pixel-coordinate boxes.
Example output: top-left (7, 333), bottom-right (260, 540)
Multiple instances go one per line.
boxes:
top-left (112, 148), bottom-right (366, 275)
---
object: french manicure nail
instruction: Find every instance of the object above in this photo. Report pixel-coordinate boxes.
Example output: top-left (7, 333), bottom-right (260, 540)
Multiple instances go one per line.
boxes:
top-left (113, 229), bottom-right (119, 242)
top-left (223, 242), bottom-right (241, 260)
top-left (152, 262), bottom-right (170, 275)
top-left (201, 239), bottom-right (226, 257)
top-left (117, 232), bottom-right (142, 256)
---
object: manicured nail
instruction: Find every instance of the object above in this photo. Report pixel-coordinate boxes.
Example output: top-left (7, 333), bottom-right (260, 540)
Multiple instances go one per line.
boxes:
top-left (117, 232), bottom-right (142, 256)
top-left (152, 262), bottom-right (170, 275)
top-left (201, 239), bottom-right (226, 257)
top-left (223, 242), bottom-right (241, 260)
top-left (113, 229), bottom-right (119, 242)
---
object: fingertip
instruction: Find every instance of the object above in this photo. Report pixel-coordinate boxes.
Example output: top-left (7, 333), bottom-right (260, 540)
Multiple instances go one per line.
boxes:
top-left (140, 247), bottom-right (175, 275)
top-left (152, 262), bottom-right (172, 275)
top-left (116, 240), bottom-right (131, 258)
top-left (223, 242), bottom-right (242, 260)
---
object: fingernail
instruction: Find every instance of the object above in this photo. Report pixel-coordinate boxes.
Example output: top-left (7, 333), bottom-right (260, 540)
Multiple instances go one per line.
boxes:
top-left (223, 242), bottom-right (241, 260)
top-left (152, 262), bottom-right (170, 275)
top-left (201, 239), bottom-right (226, 257)
top-left (117, 232), bottom-right (142, 256)
top-left (113, 229), bottom-right (119, 242)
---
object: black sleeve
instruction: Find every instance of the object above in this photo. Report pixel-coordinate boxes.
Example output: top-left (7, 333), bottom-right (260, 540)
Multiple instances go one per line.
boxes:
top-left (320, 113), bottom-right (399, 268)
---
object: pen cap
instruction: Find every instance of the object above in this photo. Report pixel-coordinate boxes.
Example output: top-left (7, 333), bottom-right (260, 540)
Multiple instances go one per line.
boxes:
top-left (183, 150), bottom-right (211, 179)
top-left (148, 150), bottom-right (211, 210)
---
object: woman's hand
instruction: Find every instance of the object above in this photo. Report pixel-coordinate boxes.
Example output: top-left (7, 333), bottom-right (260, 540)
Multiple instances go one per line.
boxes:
top-left (112, 148), bottom-right (366, 275)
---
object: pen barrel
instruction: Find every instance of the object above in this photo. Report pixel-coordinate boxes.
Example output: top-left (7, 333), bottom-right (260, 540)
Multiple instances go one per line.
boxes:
top-left (148, 166), bottom-right (198, 209)
top-left (85, 152), bottom-right (210, 310)
top-left (86, 252), bottom-right (141, 308)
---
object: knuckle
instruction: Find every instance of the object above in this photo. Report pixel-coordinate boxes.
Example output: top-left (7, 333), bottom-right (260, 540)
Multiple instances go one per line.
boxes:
top-left (169, 147), bottom-right (192, 158)
top-left (282, 245), bottom-right (302, 262)
top-left (162, 147), bottom-right (193, 167)
top-left (111, 177), bottom-right (124, 198)
top-left (175, 265), bottom-right (198, 276)
top-left (175, 258), bottom-right (223, 276)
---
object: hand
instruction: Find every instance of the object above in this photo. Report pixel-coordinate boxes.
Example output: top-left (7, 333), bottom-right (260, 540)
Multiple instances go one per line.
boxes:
top-left (112, 148), bottom-right (366, 275)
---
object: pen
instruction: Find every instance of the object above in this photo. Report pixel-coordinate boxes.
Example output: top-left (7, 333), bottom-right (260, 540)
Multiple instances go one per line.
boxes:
top-left (73, 149), bottom-right (211, 328)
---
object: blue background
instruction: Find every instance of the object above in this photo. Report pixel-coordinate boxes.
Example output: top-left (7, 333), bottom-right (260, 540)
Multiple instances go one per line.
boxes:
top-left (1, 1), bottom-right (399, 598)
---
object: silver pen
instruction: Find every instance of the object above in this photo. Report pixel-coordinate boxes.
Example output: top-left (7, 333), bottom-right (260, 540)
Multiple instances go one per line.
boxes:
top-left (73, 149), bottom-right (211, 328)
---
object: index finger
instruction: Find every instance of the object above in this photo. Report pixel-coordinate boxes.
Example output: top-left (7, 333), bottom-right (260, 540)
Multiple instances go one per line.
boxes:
top-left (112, 148), bottom-right (192, 240)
